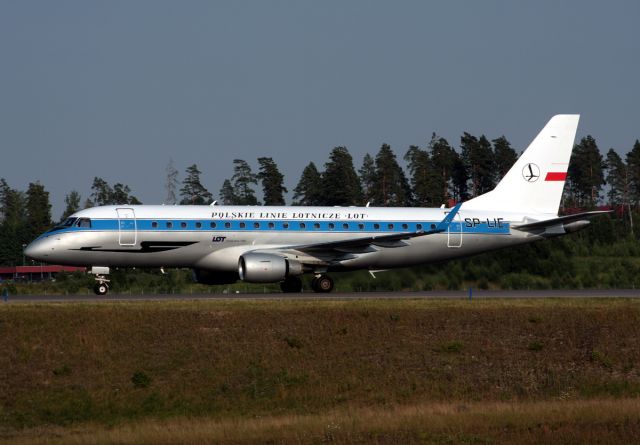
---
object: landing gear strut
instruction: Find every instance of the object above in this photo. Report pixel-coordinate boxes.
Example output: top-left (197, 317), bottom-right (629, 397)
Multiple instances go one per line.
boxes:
top-left (90, 267), bottom-right (111, 296)
top-left (280, 276), bottom-right (303, 293)
top-left (311, 274), bottom-right (334, 293)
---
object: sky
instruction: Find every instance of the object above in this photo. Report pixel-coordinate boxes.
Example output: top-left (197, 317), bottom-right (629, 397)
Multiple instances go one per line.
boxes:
top-left (1, 1), bottom-right (639, 218)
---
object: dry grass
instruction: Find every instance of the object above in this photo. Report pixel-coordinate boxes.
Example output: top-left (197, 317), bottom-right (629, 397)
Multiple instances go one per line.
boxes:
top-left (1, 298), bottom-right (640, 443)
top-left (3, 398), bottom-right (640, 444)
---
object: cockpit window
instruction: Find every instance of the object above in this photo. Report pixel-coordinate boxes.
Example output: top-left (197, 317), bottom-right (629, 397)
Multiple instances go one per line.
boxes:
top-left (47, 217), bottom-right (77, 232)
top-left (76, 218), bottom-right (92, 228)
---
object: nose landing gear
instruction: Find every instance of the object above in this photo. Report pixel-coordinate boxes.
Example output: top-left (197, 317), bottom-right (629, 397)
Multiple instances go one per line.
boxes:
top-left (93, 280), bottom-right (109, 295)
top-left (90, 267), bottom-right (111, 296)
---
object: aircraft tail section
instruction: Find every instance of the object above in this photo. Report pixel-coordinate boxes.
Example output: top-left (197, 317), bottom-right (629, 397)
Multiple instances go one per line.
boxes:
top-left (463, 114), bottom-right (580, 215)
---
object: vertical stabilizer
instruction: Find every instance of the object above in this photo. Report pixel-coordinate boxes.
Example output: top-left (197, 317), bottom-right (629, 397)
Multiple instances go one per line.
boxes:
top-left (463, 115), bottom-right (579, 215)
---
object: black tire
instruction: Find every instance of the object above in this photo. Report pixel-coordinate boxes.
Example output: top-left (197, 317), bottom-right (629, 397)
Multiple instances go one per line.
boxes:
top-left (280, 276), bottom-right (303, 293)
top-left (312, 275), bottom-right (334, 293)
top-left (94, 282), bottom-right (109, 296)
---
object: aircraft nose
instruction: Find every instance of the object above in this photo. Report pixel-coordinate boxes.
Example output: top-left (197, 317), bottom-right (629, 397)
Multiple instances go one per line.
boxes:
top-left (24, 238), bottom-right (53, 262)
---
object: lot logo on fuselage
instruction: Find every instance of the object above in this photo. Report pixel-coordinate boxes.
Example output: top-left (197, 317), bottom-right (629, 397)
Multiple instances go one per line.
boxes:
top-left (522, 163), bottom-right (540, 182)
top-left (212, 236), bottom-right (226, 242)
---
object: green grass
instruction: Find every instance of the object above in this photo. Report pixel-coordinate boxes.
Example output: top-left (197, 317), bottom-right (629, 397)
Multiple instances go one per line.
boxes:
top-left (1, 298), bottom-right (640, 443)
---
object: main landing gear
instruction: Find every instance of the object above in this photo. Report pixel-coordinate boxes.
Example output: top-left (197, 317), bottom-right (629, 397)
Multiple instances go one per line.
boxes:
top-left (279, 274), bottom-right (335, 293)
top-left (311, 274), bottom-right (334, 293)
top-left (280, 276), bottom-right (303, 293)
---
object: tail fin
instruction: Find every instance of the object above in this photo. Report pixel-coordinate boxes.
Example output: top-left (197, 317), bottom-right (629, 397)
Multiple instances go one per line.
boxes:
top-left (463, 114), bottom-right (579, 215)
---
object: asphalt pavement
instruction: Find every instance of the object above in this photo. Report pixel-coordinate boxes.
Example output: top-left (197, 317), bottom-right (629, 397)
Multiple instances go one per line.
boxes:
top-left (4, 288), bottom-right (640, 303)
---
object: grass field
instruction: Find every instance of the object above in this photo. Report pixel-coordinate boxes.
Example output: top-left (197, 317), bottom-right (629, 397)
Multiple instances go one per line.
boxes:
top-left (1, 298), bottom-right (640, 444)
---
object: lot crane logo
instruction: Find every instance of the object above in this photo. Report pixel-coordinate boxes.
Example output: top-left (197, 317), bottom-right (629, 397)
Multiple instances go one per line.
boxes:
top-left (522, 163), bottom-right (540, 182)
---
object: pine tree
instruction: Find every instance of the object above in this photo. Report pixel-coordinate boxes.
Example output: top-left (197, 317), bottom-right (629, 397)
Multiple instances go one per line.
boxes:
top-left (61, 191), bottom-right (81, 221)
top-left (404, 145), bottom-right (432, 207)
top-left (219, 179), bottom-right (237, 205)
top-left (257, 157), bottom-right (287, 205)
top-left (321, 147), bottom-right (363, 206)
top-left (292, 162), bottom-right (323, 205)
top-left (450, 150), bottom-right (469, 202)
top-left (112, 183), bottom-right (141, 205)
top-left (493, 136), bottom-right (518, 182)
top-left (231, 159), bottom-right (259, 205)
top-left (605, 149), bottom-right (627, 205)
top-left (180, 164), bottom-right (213, 205)
top-left (90, 177), bottom-right (113, 206)
top-left (627, 140), bottom-right (640, 208)
top-left (359, 154), bottom-right (377, 204)
top-left (429, 134), bottom-right (456, 205)
top-left (164, 159), bottom-right (179, 205)
top-left (25, 182), bottom-right (52, 243)
top-left (0, 179), bottom-right (27, 265)
top-left (461, 133), bottom-right (495, 197)
top-left (567, 135), bottom-right (605, 208)
top-left (372, 144), bottom-right (411, 206)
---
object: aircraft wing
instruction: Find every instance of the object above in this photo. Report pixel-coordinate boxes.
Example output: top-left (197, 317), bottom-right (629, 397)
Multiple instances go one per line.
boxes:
top-left (284, 202), bottom-right (462, 253)
top-left (512, 210), bottom-right (612, 231)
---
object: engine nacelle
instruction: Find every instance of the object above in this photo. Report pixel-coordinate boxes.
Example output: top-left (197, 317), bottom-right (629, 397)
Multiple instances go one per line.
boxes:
top-left (238, 253), bottom-right (303, 283)
top-left (192, 269), bottom-right (239, 285)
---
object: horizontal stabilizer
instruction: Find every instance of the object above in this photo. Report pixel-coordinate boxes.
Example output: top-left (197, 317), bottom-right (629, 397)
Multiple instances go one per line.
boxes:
top-left (513, 210), bottom-right (612, 231)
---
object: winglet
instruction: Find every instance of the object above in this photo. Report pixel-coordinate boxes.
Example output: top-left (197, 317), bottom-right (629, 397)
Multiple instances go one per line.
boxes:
top-left (433, 202), bottom-right (462, 233)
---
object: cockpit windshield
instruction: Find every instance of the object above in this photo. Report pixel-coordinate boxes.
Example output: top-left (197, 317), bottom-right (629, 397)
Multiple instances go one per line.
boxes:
top-left (47, 217), bottom-right (78, 233)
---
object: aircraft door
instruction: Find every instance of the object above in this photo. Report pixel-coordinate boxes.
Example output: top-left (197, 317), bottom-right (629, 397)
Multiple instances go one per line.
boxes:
top-left (116, 208), bottom-right (137, 246)
top-left (447, 211), bottom-right (463, 248)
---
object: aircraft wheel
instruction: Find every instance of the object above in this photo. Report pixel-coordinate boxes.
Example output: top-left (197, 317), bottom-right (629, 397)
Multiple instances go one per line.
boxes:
top-left (94, 282), bottom-right (109, 296)
top-left (280, 276), bottom-right (303, 293)
top-left (312, 275), bottom-right (334, 293)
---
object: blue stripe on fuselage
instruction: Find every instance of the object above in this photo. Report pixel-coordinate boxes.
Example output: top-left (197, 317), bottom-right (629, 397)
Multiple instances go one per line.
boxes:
top-left (41, 218), bottom-right (511, 236)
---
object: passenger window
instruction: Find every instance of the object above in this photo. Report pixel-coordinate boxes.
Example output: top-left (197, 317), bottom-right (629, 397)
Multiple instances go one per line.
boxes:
top-left (239, 222), bottom-right (246, 229)
top-left (268, 222), bottom-right (275, 229)
top-left (313, 223), bottom-right (320, 229)
top-left (210, 222), bottom-right (217, 229)
top-left (224, 222), bottom-right (231, 229)
top-left (343, 223), bottom-right (349, 230)
top-left (283, 222), bottom-right (289, 229)
top-left (416, 223), bottom-right (423, 230)
top-left (195, 222), bottom-right (202, 229)
top-left (181, 222), bottom-right (187, 228)
top-left (328, 223), bottom-right (335, 230)
top-left (374, 223), bottom-right (380, 230)
top-left (166, 222), bottom-right (173, 229)
top-left (388, 223), bottom-right (394, 230)
top-left (358, 223), bottom-right (364, 230)
top-left (151, 222), bottom-right (158, 228)
top-left (402, 223), bottom-right (408, 230)
top-left (430, 224), bottom-right (436, 230)
top-left (254, 222), bottom-right (260, 229)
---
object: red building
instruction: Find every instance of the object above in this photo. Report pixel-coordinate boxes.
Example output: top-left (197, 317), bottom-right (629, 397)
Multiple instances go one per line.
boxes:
top-left (0, 265), bottom-right (85, 282)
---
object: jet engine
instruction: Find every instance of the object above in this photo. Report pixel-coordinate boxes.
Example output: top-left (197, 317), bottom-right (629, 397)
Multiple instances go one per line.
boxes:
top-left (238, 252), bottom-right (303, 283)
top-left (192, 269), bottom-right (239, 285)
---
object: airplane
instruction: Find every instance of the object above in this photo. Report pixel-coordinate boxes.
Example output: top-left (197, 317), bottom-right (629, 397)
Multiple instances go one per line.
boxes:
top-left (24, 115), bottom-right (610, 295)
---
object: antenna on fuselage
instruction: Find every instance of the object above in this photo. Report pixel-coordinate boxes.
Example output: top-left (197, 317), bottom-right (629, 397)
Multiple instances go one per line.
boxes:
top-left (210, 201), bottom-right (218, 206)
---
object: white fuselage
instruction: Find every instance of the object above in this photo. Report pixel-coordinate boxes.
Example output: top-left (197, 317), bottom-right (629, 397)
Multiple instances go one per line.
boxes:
top-left (24, 204), bottom-right (543, 274)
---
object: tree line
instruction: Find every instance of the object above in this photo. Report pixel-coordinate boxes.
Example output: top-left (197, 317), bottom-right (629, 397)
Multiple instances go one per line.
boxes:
top-left (2, 130), bottom-right (640, 267)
